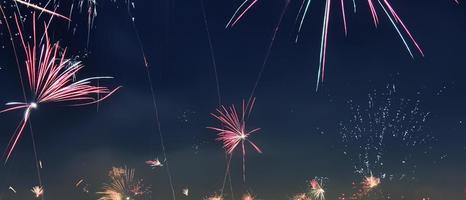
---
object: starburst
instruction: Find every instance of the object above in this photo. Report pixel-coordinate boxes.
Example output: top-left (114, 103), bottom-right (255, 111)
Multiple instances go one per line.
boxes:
top-left (207, 98), bottom-right (262, 181)
top-left (363, 175), bottom-right (381, 189)
top-left (97, 167), bottom-right (150, 200)
top-left (0, 14), bottom-right (120, 162)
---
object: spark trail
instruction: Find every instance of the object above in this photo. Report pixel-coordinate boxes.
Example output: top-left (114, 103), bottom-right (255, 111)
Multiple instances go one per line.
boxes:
top-left (227, 0), bottom-right (424, 90)
top-left (120, 1), bottom-right (177, 199)
top-left (200, 0), bottom-right (236, 198)
top-left (13, 0), bottom-right (70, 21)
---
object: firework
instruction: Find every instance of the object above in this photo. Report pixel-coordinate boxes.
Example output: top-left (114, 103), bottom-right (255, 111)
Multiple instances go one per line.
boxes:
top-left (291, 179), bottom-right (327, 200)
top-left (0, 14), bottom-right (120, 162)
top-left (145, 158), bottom-right (163, 168)
top-left (309, 179), bottom-right (325, 200)
top-left (182, 188), bottom-right (189, 196)
top-left (339, 84), bottom-right (435, 180)
top-left (207, 98), bottom-right (262, 181)
top-left (363, 175), bottom-right (381, 190)
top-left (347, 175), bottom-right (383, 199)
top-left (226, 0), bottom-right (423, 89)
top-left (97, 167), bottom-right (150, 200)
top-left (31, 186), bottom-right (44, 198)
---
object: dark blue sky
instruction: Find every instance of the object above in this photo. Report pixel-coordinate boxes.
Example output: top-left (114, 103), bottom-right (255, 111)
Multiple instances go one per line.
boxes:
top-left (0, 0), bottom-right (465, 199)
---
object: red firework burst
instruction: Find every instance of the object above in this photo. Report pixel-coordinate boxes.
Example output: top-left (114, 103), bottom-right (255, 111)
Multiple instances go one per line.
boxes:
top-left (207, 98), bottom-right (262, 181)
top-left (0, 14), bottom-right (120, 162)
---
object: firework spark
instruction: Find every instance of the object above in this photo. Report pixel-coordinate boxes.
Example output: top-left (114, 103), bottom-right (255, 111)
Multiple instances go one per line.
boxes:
top-left (339, 84), bottom-right (435, 180)
top-left (14, 0), bottom-right (70, 21)
top-left (226, 0), bottom-right (423, 89)
top-left (291, 193), bottom-right (310, 200)
top-left (242, 193), bottom-right (255, 200)
top-left (76, 179), bottom-right (90, 193)
top-left (77, 0), bottom-right (98, 45)
top-left (8, 186), bottom-right (16, 193)
top-left (145, 158), bottom-right (163, 168)
top-left (226, 0), bottom-right (259, 28)
top-left (310, 188), bottom-right (325, 200)
top-left (0, 14), bottom-right (120, 162)
top-left (182, 188), bottom-right (189, 196)
top-left (31, 186), bottom-right (44, 198)
top-left (76, 179), bottom-right (84, 187)
top-left (207, 98), bottom-right (262, 181)
top-left (205, 194), bottom-right (224, 200)
top-left (97, 167), bottom-right (150, 200)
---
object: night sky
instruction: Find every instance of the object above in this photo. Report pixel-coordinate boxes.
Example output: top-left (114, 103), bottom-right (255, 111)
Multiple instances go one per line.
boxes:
top-left (0, 0), bottom-right (465, 199)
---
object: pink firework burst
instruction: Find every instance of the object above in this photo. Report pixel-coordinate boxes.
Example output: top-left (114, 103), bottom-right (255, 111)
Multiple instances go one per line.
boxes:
top-left (0, 14), bottom-right (120, 162)
top-left (310, 179), bottom-right (320, 190)
top-left (207, 98), bottom-right (262, 181)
